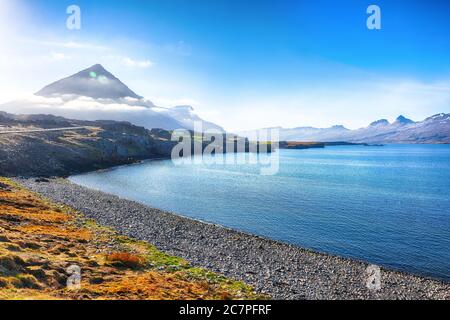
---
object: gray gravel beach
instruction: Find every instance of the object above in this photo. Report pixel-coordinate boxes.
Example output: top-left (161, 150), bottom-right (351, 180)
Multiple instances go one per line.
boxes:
top-left (17, 178), bottom-right (450, 300)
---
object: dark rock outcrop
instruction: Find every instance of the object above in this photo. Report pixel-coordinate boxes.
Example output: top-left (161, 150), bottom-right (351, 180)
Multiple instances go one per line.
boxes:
top-left (0, 113), bottom-right (176, 177)
top-left (0, 112), bottom-right (265, 177)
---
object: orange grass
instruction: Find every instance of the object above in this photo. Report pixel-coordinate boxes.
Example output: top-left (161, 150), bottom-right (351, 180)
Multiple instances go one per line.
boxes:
top-left (0, 178), bottom-right (263, 300)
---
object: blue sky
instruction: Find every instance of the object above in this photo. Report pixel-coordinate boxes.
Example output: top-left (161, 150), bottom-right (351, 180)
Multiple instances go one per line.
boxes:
top-left (1, 0), bottom-right (449, 130)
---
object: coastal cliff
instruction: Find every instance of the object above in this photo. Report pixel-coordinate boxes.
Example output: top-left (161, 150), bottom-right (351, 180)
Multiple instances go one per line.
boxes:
top-left (0, 112), bottom-right (176, 177)
top-left (0, 112), bottom-right (265, 177)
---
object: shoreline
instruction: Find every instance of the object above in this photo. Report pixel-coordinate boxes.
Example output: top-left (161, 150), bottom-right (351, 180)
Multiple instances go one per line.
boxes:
top-left (0, 178), bottom-right (262, 300)
top-left (16, 178), bottom-right (450, 300)
top-left (68, 156), bottom-right (172, 177)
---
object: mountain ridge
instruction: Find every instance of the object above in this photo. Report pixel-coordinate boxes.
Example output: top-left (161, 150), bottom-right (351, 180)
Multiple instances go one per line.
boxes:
top-left (238, 113), bottom-right (450, 144)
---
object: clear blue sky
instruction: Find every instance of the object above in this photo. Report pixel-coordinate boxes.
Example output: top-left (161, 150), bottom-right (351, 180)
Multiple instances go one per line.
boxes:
top-left (1, 0), bottom-right (450, 130)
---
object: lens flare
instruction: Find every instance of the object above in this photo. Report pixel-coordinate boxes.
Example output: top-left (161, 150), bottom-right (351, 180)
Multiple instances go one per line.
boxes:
top-left (98, 75), bottom-right (108, 84)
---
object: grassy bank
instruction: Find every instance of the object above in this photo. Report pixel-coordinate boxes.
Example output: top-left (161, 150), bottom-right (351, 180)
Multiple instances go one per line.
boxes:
top-left (0, 178), bottom-right (264, 300)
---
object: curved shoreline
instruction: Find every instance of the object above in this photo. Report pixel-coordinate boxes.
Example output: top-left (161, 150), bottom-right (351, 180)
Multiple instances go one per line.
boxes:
top-left (17, 178), bottom-right (450, 300)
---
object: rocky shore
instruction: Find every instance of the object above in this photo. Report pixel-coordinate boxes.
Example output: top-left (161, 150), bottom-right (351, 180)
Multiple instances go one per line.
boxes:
top-left (17, 178), bottom-right (450, 300)
top-left (0, 178), bottom-right (260, 300)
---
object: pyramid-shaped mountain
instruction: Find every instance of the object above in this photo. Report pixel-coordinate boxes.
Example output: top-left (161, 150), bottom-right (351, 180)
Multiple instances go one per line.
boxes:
top-left (36, 64), bottom-right (143, 99)
top-left (393, 115), bottom-right (415, 125)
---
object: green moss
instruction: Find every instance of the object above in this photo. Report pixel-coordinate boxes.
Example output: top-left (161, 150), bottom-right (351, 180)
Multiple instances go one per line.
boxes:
top-left (182, 267), bottom-right (227, 283)
top-left (12, 274), bottom-right (41, 289)
top-left (111, 230), bottom-right (266, 299)
top-left (146, 248), bottom-right (187, 269)
top-left (116, 236), bottom-right (185, 268)
top-left (177, 267), bottom-right (267, 300)
top-left (0, 178), bottom-right (21, 189)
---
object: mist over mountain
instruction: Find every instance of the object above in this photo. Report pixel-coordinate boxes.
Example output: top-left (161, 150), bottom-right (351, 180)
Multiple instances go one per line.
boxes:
top-left (159, 105), bottom-right (225, 133)
top-left (1, 64), bottom-right (222, 132)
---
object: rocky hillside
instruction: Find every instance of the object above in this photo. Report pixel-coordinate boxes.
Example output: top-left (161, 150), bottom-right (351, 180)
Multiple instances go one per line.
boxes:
top-left (0, 112), bottom-right (177, 177)
top-left (0, 112), bottom-right (264, 177)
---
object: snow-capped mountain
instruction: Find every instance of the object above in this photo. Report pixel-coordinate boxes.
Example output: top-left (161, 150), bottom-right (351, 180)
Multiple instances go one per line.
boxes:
top-left (393, 115), bottom-right (415, 126)
top-left (239, 114), bottom-right (450, 143)
top-left (159, 105), bottom-right (225, 133)
top-left (238, 125), bottom-right (351, 142)
top-left (36, 64), bottom-right (143, 100)
top-left (1, 64), bottom-right (223, 132)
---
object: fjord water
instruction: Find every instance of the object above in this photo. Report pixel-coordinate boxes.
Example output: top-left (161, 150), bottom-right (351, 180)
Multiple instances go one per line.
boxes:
top-left (70, 145), bottom-right (450, 281)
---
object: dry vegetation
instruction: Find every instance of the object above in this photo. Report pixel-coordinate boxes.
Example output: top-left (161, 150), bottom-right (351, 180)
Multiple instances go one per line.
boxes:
top-left (0, 178), bottom-right (264, 300)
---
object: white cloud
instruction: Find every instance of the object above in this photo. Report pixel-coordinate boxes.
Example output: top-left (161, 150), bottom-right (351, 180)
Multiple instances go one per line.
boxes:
top-left (122, 57), bottom-right (153, 68)
top-left (205, 78), bottom-right (450, 132)
top-left (25, 39), bottom-right (108, 51)
top-left (148, 97), bottom-right (200, 108)
top-left (2, 95), bottom-right (146, 112)
top-left (0, 94), bottom-right (185, 130)
top-left (102, 55), bottom-right (154, 69)
top-left (50, 52), bottom-right (70, 61)
top-left (1, 15), bottom-right (448, 133)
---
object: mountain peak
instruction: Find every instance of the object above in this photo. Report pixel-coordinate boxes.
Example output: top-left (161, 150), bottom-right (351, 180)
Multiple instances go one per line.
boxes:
top-left (330, 125), bottom-right (349, 130)
top-left (425, 113), bottom-right (450, 122)
top-left (85, 64), bottom-right (108, 74)
top-left (36, 64), bottom-right (143, 100)
top-left (90, 63), bottom-right (105, 69)
top-left (370, 119), bottom-right (390, 127)
top-left (394, 115), bottom-right (415, 125)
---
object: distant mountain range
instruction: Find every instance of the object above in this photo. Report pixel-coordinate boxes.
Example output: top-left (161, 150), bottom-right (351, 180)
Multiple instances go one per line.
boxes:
top-left (1, 64), bottom-right (448, 143)
top-left (1, 64), bottom-right (224, 133)
top-left (239, 114), bottom-right (450, 144)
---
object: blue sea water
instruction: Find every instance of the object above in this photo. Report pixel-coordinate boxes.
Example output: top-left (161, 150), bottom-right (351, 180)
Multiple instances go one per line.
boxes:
top-left (70, 145), bottom-right (450, 281)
